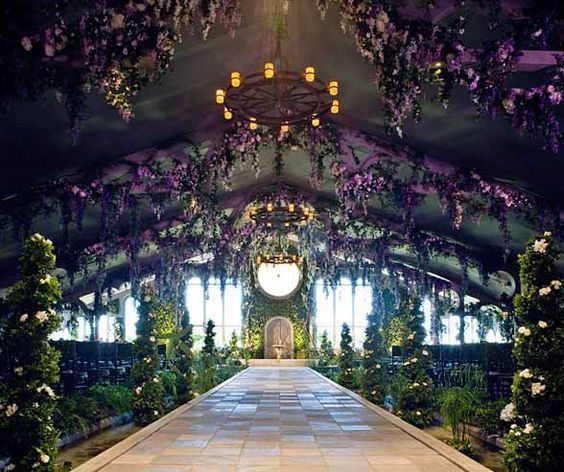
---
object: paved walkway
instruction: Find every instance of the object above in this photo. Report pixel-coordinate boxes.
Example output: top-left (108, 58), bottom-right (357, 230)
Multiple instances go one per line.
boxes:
top-left (81, 368), bottom-right (485, 471)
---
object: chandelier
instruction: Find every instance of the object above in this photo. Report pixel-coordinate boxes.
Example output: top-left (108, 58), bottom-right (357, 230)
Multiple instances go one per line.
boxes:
top-left (214, 1), bottom-right (340, 131)
top-left (246, 199), bottom-right (314, 228)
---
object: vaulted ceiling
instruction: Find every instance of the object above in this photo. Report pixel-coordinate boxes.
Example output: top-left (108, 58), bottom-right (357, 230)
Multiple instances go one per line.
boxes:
top-left (0, 0), bottom-right (562, 299)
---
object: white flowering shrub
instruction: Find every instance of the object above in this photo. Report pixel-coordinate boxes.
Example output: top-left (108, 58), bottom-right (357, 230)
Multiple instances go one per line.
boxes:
top-left (0, 234), bottom-right (62, 470)
top-left (130, 284), bottom-right (165, 426)
top-left (504, 232), bottom-right (564, 471)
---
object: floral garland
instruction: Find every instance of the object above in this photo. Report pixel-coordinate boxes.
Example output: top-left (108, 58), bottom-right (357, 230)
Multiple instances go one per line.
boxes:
top-left (0, 234), bottom-right (62, 471)
top-left (503, 232), bottom-right (564, 470)
top-left (318, 1), bottom-right (564, 152)
top-left (130, 284), bottom-right (166, 426)
top-left (6, 0), bottom-right (242, 141)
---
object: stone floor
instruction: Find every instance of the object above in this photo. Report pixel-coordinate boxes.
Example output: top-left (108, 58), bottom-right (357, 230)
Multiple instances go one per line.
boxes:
top-left (88, 368), bottom-right (475, 471)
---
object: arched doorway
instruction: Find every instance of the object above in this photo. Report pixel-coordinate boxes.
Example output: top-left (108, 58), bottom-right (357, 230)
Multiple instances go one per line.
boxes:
top-left (264, 316), bottom-right (294, 359)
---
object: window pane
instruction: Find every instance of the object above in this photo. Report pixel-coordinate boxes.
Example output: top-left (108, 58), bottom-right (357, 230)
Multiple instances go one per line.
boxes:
top-left (353, 284), bottom-right (371, 329)
top-left (124, 296), bottom-right (139, 342)
top-left (224, 284), bottom-right (242, 328)
top-left (186, 282), bottom-right (204, 327)
top-left (205, 283), bottom-right (223, 326)
top-left (335, 282), bottom-right (353, 327)
top-left (315, 284), bottom-right (333, 327)
top-left (422, 297), bottom-right (432, 344)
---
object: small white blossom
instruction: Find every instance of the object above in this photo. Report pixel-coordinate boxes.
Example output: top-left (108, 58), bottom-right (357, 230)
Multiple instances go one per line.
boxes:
top-left (533, 239), bottom-right (549, 253)
top-left (20, 314), bottom-right (29, 322)
top-left (14, 367), bottom-right (23, 376)
top-left (550, 280), bottom-right (562, 290)
top-left (407, 333), bottom-right (415, 340)
top-left (144, 296), bottom-right (151, 302)
top-left (39, 274), bottom-right (52, 285)
top-left (135, 386), bottom-right (142, 395)
top-left (153, 410), bottom-right (159, 416)
top-left (416, 411), bottom-right (422, 416)
top-left (539, 287), bottom-right (552, 296)
top-left (543, 231), bottom-right (552, 237)
top-left (531, 382), bottom-right (546, 396)
top-left (510, 423), bottom-right (517, 429)
top-left (40, 453), bottom-right (50, 464)
top-left (523, 423), bottom-right (534, 434)
top-left (411, 357), bottom-right (418, 363)
top-left (153, 377), bottom-right (159, 383)
top-left (37, 384), bottom-right (55, 398)
top-left (5, 463), bottom-right (15, 470)
top-left (375, 364), bottom-right (381, 369)
top-left (149, 336), bottom-right (156, 342)
top-left (422, 350), bottom-right (429, 356)
top-left (538, 320), bottom-right (548, 329)
top-left (517, 326), bottom-right (531, 337)
top-left (5, 403), bottom-right (18, 417)
top-left (35, 311), bottom-right (49, 323)
top-left (500, 402), bottom-right (515, 422)
top-left (519, 368), bottom-right (533, 379)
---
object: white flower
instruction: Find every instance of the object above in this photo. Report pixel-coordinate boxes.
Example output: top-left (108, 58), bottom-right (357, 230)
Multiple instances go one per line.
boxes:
top-left (539, 287), bottom-right (552, 296)
top-left (144, 357), bottom-right (151, 364)
top-left (517, 326), bottom-right (531, 337)
top-left (6, 403), bottom-right (18, 417)
top-left (153, 410), bottom-right (159, 416)
top-left (422, 350), bottom-right (429, 356)
top-left (500, 402), bottom-right (515, 422)
top-left (411, 357), bottom-right (418, 363)
top-left (37, 384), bottom-right (55, 397)
top-left (375, 364), bottom-right (381, 369)
top-left (531, 382), bottom-right (546, 396)
top-left (5, 463), bottom-right (15, 470)
top-left (144, 296), bottom-right (151, 302)
top-left (510, 424), bottom-right (517, 429)
top-left (153, 377), bottom-right (159, 383)
top-left (533, 239), bottom-right (549, 253)
top-left (35, 311), bottom-right (49, 323)
top-left (422, 382), bottom-right (428, 387)
top-left (135, 386), bottom-right (142, 395)
top-left (538, 320), bottom-right (548, 329)
top-left (149, 336), bottom-right (156, 342)
top-left (14, 367), bottom-right (23, 376)
top-left (40, 453), bottom-right (50, 463)
top-left (519, 368), bottom-right (533, 379)
top-left (407, 333), bottom-right (415, 340)
top-left (550, 280), bottom-right (562, 290)
top-left (20, 314), bottom-right (29, 322)
top-left (416, 411), bottom-right (422, 416)
top-left (39, 274), bottom-right (52, 284)
top-left (412, 382), bottom-right (420, 387)
top-left (523, 423), bottom-right (534, 434)
top-left (543, 231), bottom-right (552, 237)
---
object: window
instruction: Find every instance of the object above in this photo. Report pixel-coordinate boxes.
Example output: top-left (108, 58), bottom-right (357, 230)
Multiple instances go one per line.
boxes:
top-left (314, 278), bottom-right (372, 349)
top-left (257, 263), bottom-right (301, 298)
top-left (124, 296), bottom-right (139, 342)
top-left (98, 314), bottom-right (116, 342)
top-left (186, 277), bottom-right (242, 347)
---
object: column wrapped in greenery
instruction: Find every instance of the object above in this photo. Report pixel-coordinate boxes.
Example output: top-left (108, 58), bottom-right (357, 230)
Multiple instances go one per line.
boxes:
top-left (0, 234), bottom-right (62, 471)
top-left (131, 285), bottom-right (165, 426)
top-left (337, 323), bottom-right (356, 389)
top-left (172, 309), bottom-right (194, 404)
top-left (362, 302), bottom-right (387, 404)
top-left (504, 232), bottom-right (564, 471)
top-left (395, 295), bottom-right (434, 428)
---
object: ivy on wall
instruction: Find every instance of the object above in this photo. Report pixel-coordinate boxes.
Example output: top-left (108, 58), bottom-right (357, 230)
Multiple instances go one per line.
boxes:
top-left (242, 273), bottom-right (311, 358)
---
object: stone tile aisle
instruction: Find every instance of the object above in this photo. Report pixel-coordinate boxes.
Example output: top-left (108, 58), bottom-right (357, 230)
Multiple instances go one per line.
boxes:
top-left (96, 368), bottom-right (467, 471)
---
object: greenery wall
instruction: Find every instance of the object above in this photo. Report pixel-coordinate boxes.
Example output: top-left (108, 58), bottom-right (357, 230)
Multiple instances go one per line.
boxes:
top-left (243, 274), bottom-right (311, 358)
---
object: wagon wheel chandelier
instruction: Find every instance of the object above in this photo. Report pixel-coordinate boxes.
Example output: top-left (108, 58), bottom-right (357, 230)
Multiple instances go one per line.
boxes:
top-left (246, 198), bottom-right (314, 229)
top-left (255, 235), bottom-right (304, 266)
top-left (214, 0), bottom-right (340, 132)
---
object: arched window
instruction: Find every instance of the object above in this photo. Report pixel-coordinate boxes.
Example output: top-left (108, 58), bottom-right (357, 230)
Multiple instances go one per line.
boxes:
top-left (186, 277), bottom-right (242, 347)
top-left (315, 278), bottom-right (372, 349)
top-left (124, 296), bottom-right (139, 342)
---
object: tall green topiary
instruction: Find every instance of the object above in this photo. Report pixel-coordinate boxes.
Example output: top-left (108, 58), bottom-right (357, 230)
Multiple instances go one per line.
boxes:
top-left (395, 295), bottom-right (434, 428)
top-left (363, 309), bottom-right (387, 405)
top-left (318, 330), bottom-right (335, 367)
top-left (503, 232), bottom-right (564, 471)
top-left (337, 323), bottom-right (356, 389)
top-left (198, 320), bottom-right (217, 393)
top-left (0, 234), bottom-right (62, 471)
top-left (227, 330), bottom-right (241, 366)
top-left (131, 285), bottom-right (165, 426)
top-left (172, 309), bottom-right (194, 404)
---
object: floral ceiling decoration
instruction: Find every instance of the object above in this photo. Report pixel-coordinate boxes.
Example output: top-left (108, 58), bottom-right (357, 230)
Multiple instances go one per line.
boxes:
top-left (3, 0), bottom-right (243, 142)
top-left (2, 1), bottom-right (562, 151)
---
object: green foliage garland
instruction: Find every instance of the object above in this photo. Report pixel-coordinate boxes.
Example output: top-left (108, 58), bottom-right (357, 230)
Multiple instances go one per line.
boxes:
top-left (503, 232), bottom-right (564, 471)
top-left (0, 234), bottom-right (62, 471)
top-left (337, 323), bottom-right (356, 389)
top-left (394, 295), bottom-right (434, 428)
top-left (131, 285), bottom-right (165, 426)
top-left (171, 309), bottom-right (194, 404)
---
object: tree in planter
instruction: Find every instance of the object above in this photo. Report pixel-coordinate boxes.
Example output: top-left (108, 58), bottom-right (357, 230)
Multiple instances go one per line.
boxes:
top-left (227, 330), bottom-right (241, 366)
top-left (337, 323), bottom-right (356, 389)
top-left (394, 295), bottom-right (434, 428)
top-left (363, 310), bottom-right (387, 405)
top-left (198, 320), bottom-right (218, 393)
top-left (0, 234), bottom-right (62, 471)
top-left (131, 285), bottom-right (165, 426)
top-left (171, 309), bottom-right (194, 404)
top-left (318, 330), bottom-right (335, 367)
top-left (503, 232), bottom-right (564, 471)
